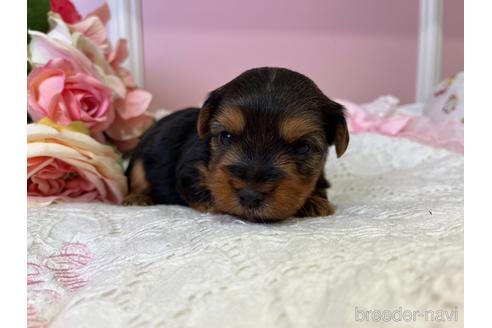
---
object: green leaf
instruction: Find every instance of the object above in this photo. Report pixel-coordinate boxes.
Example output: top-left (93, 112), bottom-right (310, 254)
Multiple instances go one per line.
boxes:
top-left (27, 0), bottom-right (51, 34)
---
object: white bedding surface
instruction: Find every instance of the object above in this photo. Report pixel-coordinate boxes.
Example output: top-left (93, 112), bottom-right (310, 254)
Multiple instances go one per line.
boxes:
top-left (27, 133), bottom-right (464, 328)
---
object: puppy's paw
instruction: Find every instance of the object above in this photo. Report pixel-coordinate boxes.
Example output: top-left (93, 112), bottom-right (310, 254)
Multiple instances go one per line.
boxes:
top-left (122, 194), bottom-right (153, 206)
top-left (190, 201), bottom-right (215, 213)
top-left (296, 195), bottom-right (335, 217)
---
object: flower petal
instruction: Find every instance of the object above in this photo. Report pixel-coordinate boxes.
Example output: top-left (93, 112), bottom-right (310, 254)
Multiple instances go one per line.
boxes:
top-left (50, 0), bottom-right (82, 24)
top-left (108, 39), bottom-right (129, 67)
top-left (27, 64), bottom-right (66, 121)
top-left (106, 111), bottom-right (154, 141)
top-left (117, 89), bottom-right (153, 120)
top-left (72, 32), bottom-right (113, 75)
top-left (47, 13), bottom-right (73, 44)
top-left (86, 3), bottom-right (111, 25)
top-left (28, 157), bottom-right (55, 178)
top-left (28, 31), bottom-right (98, 77)
top-left (101, 72), bottom-right (126, 99)
top-left (71, 16), bottom-right (107, 46)
top-left (27, 123), bottom-right (118, 160)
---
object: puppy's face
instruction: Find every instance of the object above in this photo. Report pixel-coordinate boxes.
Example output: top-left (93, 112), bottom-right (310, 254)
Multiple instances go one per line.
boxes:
top-left (198, 68), bottom-right (349, 221)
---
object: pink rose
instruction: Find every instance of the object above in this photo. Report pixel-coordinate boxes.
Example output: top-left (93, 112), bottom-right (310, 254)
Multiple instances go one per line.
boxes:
top-left (29, 14), bottom-right (127, 99)
top-left (28, 28), bottom-right (100, 78)
top-left (28, 58), bottom-right (114, 137)
top-left (27, 121), bottom-right (127, 205)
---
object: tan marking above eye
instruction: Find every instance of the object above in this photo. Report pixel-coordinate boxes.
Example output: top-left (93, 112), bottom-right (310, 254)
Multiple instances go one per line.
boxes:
top-left (279, 115), bottom-right (323, 143)
top-left (211, 107), bottom-right (246, 135)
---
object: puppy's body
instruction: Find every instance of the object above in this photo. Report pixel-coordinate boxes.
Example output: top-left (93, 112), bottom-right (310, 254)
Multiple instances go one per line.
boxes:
top-left (125, 108), bottom-right (211, 208)
top-left (125, 67), bottom-right (348, 221)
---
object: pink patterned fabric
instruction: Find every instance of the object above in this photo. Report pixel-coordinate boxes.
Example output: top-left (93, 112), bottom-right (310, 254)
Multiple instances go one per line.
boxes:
top-left (27, 243), bottom-right (91, 328)
top-left (338, 99), bottom-right (464, 155)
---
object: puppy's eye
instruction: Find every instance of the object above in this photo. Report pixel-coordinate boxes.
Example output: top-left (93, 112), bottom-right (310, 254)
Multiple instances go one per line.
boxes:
top-left (294, 142), bottom-right (311, 155)
top-left (219, 131), bottom-right (235, 146)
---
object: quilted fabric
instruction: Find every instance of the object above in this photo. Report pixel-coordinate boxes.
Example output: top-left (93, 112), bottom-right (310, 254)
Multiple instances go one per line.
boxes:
top-left (27, 133), bottom-right (463, 328)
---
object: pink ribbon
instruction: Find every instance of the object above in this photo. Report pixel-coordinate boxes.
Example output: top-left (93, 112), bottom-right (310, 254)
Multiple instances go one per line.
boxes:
top-left (338, 99), bottom-right (464, 155)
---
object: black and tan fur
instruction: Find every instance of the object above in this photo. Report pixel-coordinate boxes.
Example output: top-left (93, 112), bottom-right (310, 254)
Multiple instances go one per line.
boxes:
top-left (124, 67), bottom-right (349, 222)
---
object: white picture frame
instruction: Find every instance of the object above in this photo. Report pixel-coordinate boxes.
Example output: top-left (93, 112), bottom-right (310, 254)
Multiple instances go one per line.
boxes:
top-left (416, 0), bottom-right (443, 102)
top-left (106, 0), bottom-right (145, 88)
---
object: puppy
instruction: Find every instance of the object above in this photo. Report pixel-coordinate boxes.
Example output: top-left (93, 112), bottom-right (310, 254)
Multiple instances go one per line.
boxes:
top-left (124, 67), bottom-right (349, 222)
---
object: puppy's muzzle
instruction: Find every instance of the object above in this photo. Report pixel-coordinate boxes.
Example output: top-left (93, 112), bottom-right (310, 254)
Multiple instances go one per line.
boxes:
top-left (226, 163), bottom-right (286, 183)
top-left (237, 188), bottom-right (264, 209)
top-left (226, 162), bottom-right (286, 210)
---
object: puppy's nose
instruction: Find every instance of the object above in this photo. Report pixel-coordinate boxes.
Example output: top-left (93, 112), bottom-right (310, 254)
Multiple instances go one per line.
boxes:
top-left (226, 164), bottom-right (285, 183)
top-left (238, 189), bottom-right (264, 209)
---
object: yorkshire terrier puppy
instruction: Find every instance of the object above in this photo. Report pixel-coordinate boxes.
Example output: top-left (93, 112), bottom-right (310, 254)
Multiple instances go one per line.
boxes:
top-left (124, 67), bottom-right (349, 222)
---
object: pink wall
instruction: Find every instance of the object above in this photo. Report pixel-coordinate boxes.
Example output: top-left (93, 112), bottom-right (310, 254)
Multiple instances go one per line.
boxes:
top-left (73, 0), bottom-right (464, 110)
top-left (72, 0), bottom-right (105, 16)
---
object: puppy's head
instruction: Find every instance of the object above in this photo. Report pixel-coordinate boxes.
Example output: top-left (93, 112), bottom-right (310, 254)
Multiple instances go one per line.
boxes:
top-left (198, 67), bottom-right (349, 221)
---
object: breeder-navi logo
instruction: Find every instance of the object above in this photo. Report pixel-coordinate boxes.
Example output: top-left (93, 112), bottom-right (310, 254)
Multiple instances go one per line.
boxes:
top-left (354, 306), bottom-right (458, 323)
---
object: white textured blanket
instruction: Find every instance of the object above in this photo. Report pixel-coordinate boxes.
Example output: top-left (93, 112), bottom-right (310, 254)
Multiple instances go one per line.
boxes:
top-left (27, 133), bottom-right (463, 328)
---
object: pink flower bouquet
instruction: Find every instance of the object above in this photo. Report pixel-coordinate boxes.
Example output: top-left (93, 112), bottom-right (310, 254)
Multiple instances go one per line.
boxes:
top-left (27, 0), bottom-right (154, 205)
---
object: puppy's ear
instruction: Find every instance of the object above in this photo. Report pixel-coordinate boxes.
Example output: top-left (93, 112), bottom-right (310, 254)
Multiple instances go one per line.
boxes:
top-left (321, 99), bottom-right (349, 158)
top-left (197, 87), bottom-right (224, 138)
top-left (334, 118), bottom-right (349, 158)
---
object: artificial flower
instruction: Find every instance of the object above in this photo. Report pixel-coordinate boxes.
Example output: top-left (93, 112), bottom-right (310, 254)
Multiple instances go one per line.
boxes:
top-left (105, 89), bottom-right (154, 152)
top-left (28, 1), bottom-right (154, 154)
top-left (29, 13), bottom-right (126, 99)
top-left (27, 120), bottom-right (127, 205)
top-left (27, 58), bottom-right (114, 136)
top-left (71, 3), bottom-right (112, 56)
